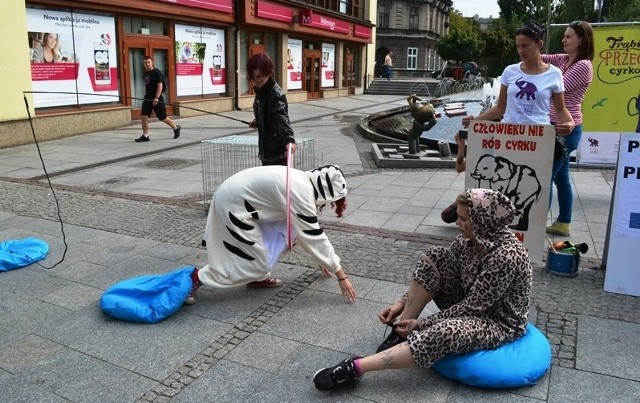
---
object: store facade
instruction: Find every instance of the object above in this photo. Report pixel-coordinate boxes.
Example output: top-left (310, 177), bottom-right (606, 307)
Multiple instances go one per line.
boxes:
top-left (2, 0), bottom-right (374, 148)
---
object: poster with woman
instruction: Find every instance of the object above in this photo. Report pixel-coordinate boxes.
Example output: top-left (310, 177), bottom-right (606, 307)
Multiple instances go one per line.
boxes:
top-left (287, 38), bottom-right (302, 90)
top-left (174, 24), bottom-right (226, 96)
top-left (321, 43), bottom-right (335, 88)
top-left (26, 9), bottom-right (118, 108)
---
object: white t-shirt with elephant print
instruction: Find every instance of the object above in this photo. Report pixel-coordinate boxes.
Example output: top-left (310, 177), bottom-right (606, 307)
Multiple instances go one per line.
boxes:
top-left (500, 63), bottom-right (564, 125)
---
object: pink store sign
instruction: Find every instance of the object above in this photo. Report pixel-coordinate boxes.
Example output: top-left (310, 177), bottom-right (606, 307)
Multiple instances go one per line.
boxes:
top-left (299, 9), bottom-right (349, 34)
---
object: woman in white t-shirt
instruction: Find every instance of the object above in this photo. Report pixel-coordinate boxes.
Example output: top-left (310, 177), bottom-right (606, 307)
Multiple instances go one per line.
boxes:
top-left (463, 22), bottom-right (574, 134)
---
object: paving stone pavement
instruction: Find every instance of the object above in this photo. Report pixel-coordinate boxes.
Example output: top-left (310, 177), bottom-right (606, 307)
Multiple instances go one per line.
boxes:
top-left (1, 94), bottom-right (639, 402)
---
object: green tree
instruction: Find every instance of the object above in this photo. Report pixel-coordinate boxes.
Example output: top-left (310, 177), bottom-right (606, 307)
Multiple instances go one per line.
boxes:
top-left (435, 11), bottom-right (485, 66)
top-left (480, 20), bottom-right (517, 77)
top-left (604, 0), bottom-right (640, 20)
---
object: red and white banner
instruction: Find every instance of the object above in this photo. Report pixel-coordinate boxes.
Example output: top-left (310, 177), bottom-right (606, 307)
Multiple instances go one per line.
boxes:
top-left (27, 9), bottom-right (118, 108)
top-left (174, 24), bottom-right (226, 96)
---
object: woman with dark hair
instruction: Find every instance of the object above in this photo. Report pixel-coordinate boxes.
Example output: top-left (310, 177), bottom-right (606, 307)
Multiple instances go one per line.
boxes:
top-left (463, 21), bottom-right (574, 133)
top-left (247, 52), bottom-right (297, 165)
top-left (542, 21), bottom-right (594, 237)
top-left (187, 165), bottom-right (356, 304)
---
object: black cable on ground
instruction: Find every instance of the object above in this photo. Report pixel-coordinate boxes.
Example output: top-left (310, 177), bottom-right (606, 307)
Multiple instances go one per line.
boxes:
top-left (23, 95), bottom-right (68, 269)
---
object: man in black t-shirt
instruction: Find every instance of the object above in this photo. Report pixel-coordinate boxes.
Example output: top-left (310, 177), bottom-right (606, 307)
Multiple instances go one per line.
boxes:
top-left (135, 56), bottom-right (181, 142)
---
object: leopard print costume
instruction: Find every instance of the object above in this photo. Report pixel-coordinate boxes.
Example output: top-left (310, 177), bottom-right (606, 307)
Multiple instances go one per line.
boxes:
top-left (405, 188), bottom-right (532, 367)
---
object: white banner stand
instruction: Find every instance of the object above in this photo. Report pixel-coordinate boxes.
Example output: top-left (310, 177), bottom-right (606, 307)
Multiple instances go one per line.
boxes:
top-left (604, 133), bottom-right (640, 297)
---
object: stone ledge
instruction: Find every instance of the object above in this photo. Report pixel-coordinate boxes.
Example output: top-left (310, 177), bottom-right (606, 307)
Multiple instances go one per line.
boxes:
top-left (0, 106), bottom-right (130, 149)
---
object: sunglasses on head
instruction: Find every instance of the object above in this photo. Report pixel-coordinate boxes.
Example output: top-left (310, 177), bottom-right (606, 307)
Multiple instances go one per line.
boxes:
top-left (569, 20), bottom-right (584, 34)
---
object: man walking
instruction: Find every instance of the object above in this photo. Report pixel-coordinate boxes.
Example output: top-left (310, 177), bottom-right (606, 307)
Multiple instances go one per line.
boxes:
top-left (135, 56), bottom-right (181, 142)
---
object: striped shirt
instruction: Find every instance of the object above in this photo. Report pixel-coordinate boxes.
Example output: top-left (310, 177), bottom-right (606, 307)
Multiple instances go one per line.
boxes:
top-left (541, 53), bottom-right (593, 124)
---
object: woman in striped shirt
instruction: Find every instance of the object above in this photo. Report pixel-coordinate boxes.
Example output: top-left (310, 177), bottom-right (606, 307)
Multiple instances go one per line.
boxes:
top-left (543, 20), bottom-right (594, 237)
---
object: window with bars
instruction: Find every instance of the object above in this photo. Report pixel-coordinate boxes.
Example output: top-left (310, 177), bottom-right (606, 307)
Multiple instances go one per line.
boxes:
top-left (407, 47), bottom-right (417, 70)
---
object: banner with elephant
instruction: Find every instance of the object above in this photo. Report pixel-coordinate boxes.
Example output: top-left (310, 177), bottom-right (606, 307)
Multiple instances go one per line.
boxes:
top-left (579, 23), bottom-right (640, 164)
top-left (465, 120), bottom-right (555, 263)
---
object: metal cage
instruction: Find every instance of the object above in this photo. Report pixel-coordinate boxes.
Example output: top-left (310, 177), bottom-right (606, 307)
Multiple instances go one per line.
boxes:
top-left (201, 135), bottom-right (322, 205)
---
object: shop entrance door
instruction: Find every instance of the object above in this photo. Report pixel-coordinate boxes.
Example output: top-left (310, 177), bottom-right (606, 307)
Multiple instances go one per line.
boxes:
top-left (122, 37), bottom-right (174, 118)
top-left (343, 52), bottom-right (355, 94)
top-left (247, 44), bottom-right (265, 96)
top-left (303, 49), bottom-right (321, 99)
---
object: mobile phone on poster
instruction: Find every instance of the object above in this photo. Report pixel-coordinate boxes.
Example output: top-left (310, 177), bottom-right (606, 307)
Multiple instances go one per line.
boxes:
top-left (93, 44), bottom-right (111, 85)
top-left (212, 55), bottom-right (222, 81)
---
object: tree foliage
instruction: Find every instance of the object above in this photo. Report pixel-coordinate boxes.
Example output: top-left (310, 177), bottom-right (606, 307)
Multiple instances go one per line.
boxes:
top-left (434, 11), bottom-right (485, 64)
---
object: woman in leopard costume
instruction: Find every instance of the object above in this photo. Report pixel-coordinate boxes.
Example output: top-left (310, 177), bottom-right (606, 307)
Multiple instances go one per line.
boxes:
top-left (314, 188), bottom-right (532, 391)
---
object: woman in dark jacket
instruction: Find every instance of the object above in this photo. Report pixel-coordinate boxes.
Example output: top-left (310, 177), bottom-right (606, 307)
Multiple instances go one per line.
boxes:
top-left (247, 53), bottom-right (297, 165)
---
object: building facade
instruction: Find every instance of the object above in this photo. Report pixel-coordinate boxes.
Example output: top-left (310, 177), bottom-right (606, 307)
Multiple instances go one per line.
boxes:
top-left (375, 0), bottom-right (452, 77)
top-left (1, 0), bottom-right (375, 148)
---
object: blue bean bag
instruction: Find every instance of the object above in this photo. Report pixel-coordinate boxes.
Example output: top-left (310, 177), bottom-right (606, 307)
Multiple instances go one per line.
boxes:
top-left (431, 323), bottom-right (551, 388)
top-left (0, 238), bottom-right (49, 272)
top-left (100, 266), bottom-right (195, 324)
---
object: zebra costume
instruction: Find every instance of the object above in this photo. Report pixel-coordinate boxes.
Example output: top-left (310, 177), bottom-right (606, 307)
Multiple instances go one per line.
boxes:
top-left (198, 165), bottom-right (347, 289)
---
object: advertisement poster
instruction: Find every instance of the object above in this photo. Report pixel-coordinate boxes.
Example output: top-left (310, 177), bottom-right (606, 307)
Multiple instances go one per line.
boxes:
top-left (581, 24), bottom-right (640, 164)
top-left (321, 43), bottom-right (335, 88)
top-left (465, 120), bottom-right (555, 263)
top-left (27, 9), bottom-right (118, 108)
top-left (604, 133), bottom-right (640, 297)
top-left (287, 38), bottom-right (302, 90)
top-left (174, 24), bottom-right (226, 96)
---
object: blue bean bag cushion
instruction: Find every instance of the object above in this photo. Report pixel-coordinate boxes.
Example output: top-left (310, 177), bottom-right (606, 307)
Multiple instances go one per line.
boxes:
top-left (0, 238), bottom-right (49, 272)
top-left (100, 266), bottom-right (195, 324)
top-left (432, 323), bottom-right (551, 388)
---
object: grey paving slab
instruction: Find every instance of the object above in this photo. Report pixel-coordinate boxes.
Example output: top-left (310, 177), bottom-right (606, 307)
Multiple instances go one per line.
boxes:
top-left (14, 347), bottom-right (159, 403)
top-left (0, 334), bottom-right (64, 373)
top-left (382, 213), bottom-right (423, 232)
top-left (577, 315), bottom-right (640, 381)
top-left (548, 366), bottom-right (640, 403)
top-left (339, 209), bottom-right (393, 228)
top-left (260, 288), bottom-right (386, 356)
top-left (172, 358), bottom-right (370, 403)
top-left (70, 312), bottom-right (230, 381)
top-left (445, 385), bottom-right (547, 403)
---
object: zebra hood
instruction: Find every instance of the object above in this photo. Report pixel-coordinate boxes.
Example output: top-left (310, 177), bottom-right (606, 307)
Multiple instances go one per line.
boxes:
top-left (305, 165), bottom-right (347, 205)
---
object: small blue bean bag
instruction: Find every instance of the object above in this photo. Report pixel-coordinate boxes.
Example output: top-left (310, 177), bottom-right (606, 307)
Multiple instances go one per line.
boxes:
top-left (432, 323), bottom-right (551, 388)
top-left (100, 266), bottom-right (195, 324)
top-left (0, 238), bottom-right (49, 272)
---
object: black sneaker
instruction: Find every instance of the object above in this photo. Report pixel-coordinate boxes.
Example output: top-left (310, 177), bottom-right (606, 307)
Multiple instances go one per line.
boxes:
top-left (135, 135), bottom-right (150, 142)
top-left (173, 125), bottom-right (181, 139)
top-left (376, 327), bottom-right (407, 353)
top-left (313, 357), bottom-right (361, 391)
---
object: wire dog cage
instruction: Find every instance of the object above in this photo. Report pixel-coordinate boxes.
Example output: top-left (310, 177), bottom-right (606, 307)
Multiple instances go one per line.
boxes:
top-left (201, 135), bottom-right (322, 206)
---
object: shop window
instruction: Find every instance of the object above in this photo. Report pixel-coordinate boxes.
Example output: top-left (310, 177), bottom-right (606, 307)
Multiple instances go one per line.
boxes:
top-left (123, 17), bottom-right (168, 36)
top-left (407, 47), bottom-right (417, 70)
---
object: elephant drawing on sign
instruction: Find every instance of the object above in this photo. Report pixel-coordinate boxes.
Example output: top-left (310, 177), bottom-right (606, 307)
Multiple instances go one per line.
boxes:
top-left (515, 77), bottom-right (538, 100)
top-left (470, 155), bottom-right (542, 231)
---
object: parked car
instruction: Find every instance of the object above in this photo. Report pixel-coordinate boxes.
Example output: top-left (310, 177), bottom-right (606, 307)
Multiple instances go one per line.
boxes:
top-left (432, 62), bottom-right (480, 79)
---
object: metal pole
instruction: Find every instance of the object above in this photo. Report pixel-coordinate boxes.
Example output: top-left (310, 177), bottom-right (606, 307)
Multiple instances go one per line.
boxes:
top-left (545, 0), bottom-right (552, 53)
